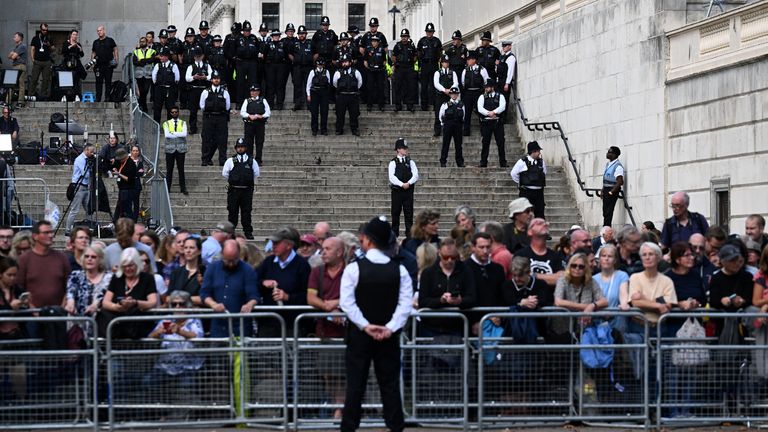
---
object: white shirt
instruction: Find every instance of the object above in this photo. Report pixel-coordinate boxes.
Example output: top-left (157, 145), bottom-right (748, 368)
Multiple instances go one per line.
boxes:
top-left (240, 97), bottom-right (272, 120)
top-left (332, 68), bottom-right (363, 89)
top-left (503, 52), bottom-right (517, 84)
top-left (477, 92), bottom-right (507, 116)
top-left (340, 248), bottom-right (414, 332)
top-left (184, 61), bottom-right (213, 83)
top-left (151, 62), bottom-right (180, 83)
top-left (163, 118), bottom-right (187, 139)
top-left (460, 65), bottom-right (489, 89)
top-left (438, 99), bottom-right (463, 126)
top-left (510, 155), bottom-right (547, 188)
top-left (433, 68), bottom-right (459, 92)
top-left (306, 69), bottom-right (331, 95)
top-left (199, 86), bottom-right (231, 111)
top-left (222, 153), bottom-right (260, 180)
top-left (388, 157), bottom-right (419, 187)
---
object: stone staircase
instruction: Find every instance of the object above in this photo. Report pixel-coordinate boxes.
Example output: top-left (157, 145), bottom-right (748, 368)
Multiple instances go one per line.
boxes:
top-left (9, 102), bottom-right (582, 240)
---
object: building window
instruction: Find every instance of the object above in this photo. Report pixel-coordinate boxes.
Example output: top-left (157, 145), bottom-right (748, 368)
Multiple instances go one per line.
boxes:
top-left (710, 178), bottom-right (730, 229)
top-left (305, 3), bottom-right (323, 30)
top-left (262, 3), bottom-right (280, 32)
top-left (348, 3), bottom-right (366, 30)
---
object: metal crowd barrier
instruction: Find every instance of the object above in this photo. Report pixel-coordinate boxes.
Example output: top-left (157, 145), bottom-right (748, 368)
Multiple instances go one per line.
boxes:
top-left (0, 177), bottom-right (49, 229)
top-left (0, 315), bottom-right (98, 431)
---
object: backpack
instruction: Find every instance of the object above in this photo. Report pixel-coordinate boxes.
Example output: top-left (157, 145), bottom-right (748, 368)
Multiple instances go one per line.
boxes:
top-left (109, 81), bottom-right (128, 102)
top-left (580, 321), bottom-right (614, 369)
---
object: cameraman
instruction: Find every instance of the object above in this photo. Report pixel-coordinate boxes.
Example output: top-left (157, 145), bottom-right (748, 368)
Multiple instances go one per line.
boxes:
top-left (65, 143), bottom-right (95, 234)
top-left (90, 25), bottom-right (118, 102)
top-left (0, 105), bottom-right (19, 144)
top-left (60, 30), bottom-right (85, 101)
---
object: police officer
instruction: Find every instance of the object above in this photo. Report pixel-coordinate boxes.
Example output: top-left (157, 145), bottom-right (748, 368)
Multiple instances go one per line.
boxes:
top-left (599, 146), bottom-right (624, 227)
top-left (199, 70), bottom-right (231, 166)
top-left (417, 23), bottom-right (442, 111)
top-left (460, 51), bottom-right (489, 136)
top-left (306, 58), bottom-right (331, 136)
top-left (438, 87), bottom-right (464, 167)
top-left (178, 27), bottom-right (198, 109)
top-left (206, 34), bottom-right (228, 77)
top-left (165, 25), bottom-right (183, 63)
top-left (359, 17), bottom-right (389, 104)
top-left (265, 29), bottom-right (288, 110)
top-left (163, 106), bottom-right (189, 195)
top-left (477, 78), bottom-right (507, 168)
top-left (196, 20), bottom-right (214, 51)
top-left (224, 22), bottom-right (242, 103)
top-left (388, 138), bottom-right (419, 238)
top-left (444, 30), bottom-right (468, 77)
top-left (363, 35), bottom-right (387, 111)
top-left (184, 47), bottom-right (212, 134)
top-left (151, 47), bottom-right (180, 124)
top-left (333, 55), bottom-right (362, 136)
top-left (288, 25), bottom-right (313, 110)
top-left (282, 23), bottom-right (297, 99)
top-left (236, 21), bottom-right (260, 106)
top-left (348, 25), bottom-right (364, 103)
top-left (222, 138), bottom-right (260, 240)
top-left (333, 32), bottom-right (354, 69)
top-left (311, 16), bottom-right (338, 101)
top-left (256, 23), bottom-right (270, 90)
top-left (240, 85), bottom-right (271, 164)
top-left (497, 41), bottom-right (517, 122)
top-left (432, 55), bottom-right (458, 136)
top-left (132, 37), bottom-right (156, 112)
top-left (510, 141), bottom-right (547, 218)
top-left (476, 31), bottom-right (500, 81)
top-left (392, 29), bottom-right (418, 112)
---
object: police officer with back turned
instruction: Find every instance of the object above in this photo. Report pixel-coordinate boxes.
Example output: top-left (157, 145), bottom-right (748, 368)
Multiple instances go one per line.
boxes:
top-left (388, 139), bottom-right (420, 239)
top-left (200, 70), bottom-right (231, 166)
top-left (240, 85), bottom-right (271, 165)
top-left (510, 141), bottom-right (547, 219)
top-left (222, 138), bottom-right (260, 240)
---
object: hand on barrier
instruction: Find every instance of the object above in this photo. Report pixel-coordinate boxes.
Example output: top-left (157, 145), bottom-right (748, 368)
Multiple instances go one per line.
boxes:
top-left (211, 302), bottom-right (226, 312)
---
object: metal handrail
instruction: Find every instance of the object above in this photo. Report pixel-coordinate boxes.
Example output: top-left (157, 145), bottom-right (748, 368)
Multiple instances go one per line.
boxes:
top-left (509, 80), bottom-right (638, 226)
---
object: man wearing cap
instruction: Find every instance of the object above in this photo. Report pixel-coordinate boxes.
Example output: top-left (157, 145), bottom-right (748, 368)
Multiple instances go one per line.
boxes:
top-left (202, 221), bottom-right (234, 264)
top-left (206, 34), bottom-right (227, 79)
top-left (287, 25), bottom-right (313, 110)
top-left (340, 216), bottom-right (413, 432)
top-left (236, 21), bottom-right (260, 106)
top-left (460, 51), bottom-right (489, 136)
top-left (476, 31), bottom-right (500, 81)
top-left (433, 56), bottom-right (459, 137)
top-left (511, 141), bottom-right (547, 218)
top-left (389, 139), bottom-right (420, 238)
top-left (477, 78), bottom-right (507, 167)
top-left (497, 41), bottom-right (517, 121)
top-left (224, 22), bottom-right (242, 103)
top-left (196, 20), bottom-right (213, 50)
top-left (163, 106), bottom-right (189, 195)
top-left (185, 48), bottom-right (212, 134)
top-left (333, 32), bottom-right (354, 70)
top-left (264, 29), bottom-right (289, 109)
top-left (438, 86), bottom-right (465, 167)
top-left (166, 25), bottom-right (183, 62)
top-left (151, 47), bottom-right (180, 124)
top-left (306, 58), bottom-right (331, 135)
top-left (132, 36), bottom-right (157, 112)
top-left (333, 55), bottom-right (363, 136)
top-left (222, 138), bottom-right (260, 239)
top-left (503, 197), bottom-right (534, 254)
top-left (391, 29), bottom-right (418, 112)
top-left (240, 85), bottom-right (270, 164)
top-left (312, 16), bottom-right (338, 103)
top-left (444, 31), bottom-right (468, 77)
top-left (363, 35), bottom-right (387, 111)
top-left (178, 27), bottom-right (199, 109)
top-left (200, 70), bottom-right (231, 166)
top-left (710, 244), bottom-right (754, 312)
top-left (418, 23), bottom-right (443, 112)
top-left (598, 146), bottom-right (624, 227)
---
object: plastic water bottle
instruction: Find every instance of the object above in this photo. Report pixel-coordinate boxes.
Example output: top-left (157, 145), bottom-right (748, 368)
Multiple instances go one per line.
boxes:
top-left (41, 148), bottom-right (47, 166)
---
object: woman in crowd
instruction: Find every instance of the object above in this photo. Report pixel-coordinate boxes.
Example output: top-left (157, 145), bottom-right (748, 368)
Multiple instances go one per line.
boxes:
top-left (553, 253), bottom-right (608, 334)
top-left (241, 242), bottom-right (264, 269)
top-left (66, 226), bottom-right (91, 271)
top-left (753, 246), bottom-right (768, 319)
top-left (628, 242), bottom-right (677, 336)
top-left (414, 242), bottom-right (437, 307)
top-left (404, 209), bottom-right (440, 254)
top-left (0, 257), bottom-right (25, 339)
top-left (129, 145), bottom-right (145, 221)
top-left (169, 236), bottom-right (204, 306)
top-left (156, 233), bottom-right (176, 274)
top-left (592, 244), bottom-right (630, 331)
top-left (139, 250), bottom-right (165, 303)
top-left (453, 205), bottom-right (476, 260)
top-left (9, 231), bottom-right (31, 259)
top-left (65, 246), bottom-right (112, 336)
top-left (99, 248), bottom-right (158, 339)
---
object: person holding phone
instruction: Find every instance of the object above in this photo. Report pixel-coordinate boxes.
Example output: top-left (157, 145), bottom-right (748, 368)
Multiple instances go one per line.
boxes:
top-left (627, 242), bottom-right (677, 336)
top-left (99, 247), bottom-right (157, 339)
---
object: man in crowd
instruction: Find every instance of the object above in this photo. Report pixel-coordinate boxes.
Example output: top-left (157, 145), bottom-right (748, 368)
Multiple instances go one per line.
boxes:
top-left (503, 197), bottom-right (533, 254)
top-left (389, 138), bottom-right (419, 239)
top-left (745, 214), bottom-right (768, 252)
top-left (91, 26), bottom-right (118, 102)
top-left (202, 239), bottom-right (261, 337)
top-left (200, 70), bottom-right (231, 166)
top-left (477, 78), bottom-right (507, 168)
top-left (460, 51), bottom-right (488, 136)
top-left (222, 138), bottom-right (259, 239)
top-left (660, 191), bottom-right (709, 248)
top-left (599, 146), bottom-right (624, 227)
top-left (570, 229), bottom-right (592, 252)
top-left (306, 58), bottom-right (331, 136)
top-left (592, 226), bottom-right (615, 253)
top-left (0, 105), bottom-right (20, 144)
top-left (0, 225), bottom-right (13, 257)
top-left (104, 218), bottom-right (157, 272)
top-left (333, 55), bottom-right (362, 136)
top-left (479, 221), bottom-right (514, 280)
top-left (185, 47), bottom-right (212, 134)
top-left (438, 86), bottom-right (464, 167)
top-left (29, 23), bottom-right (53, 101)
top-left (391, 29), bottom-right (418, 113)
top-left (288, 25), bottom-right (313, 111)
top-left (340, 216), bottom-right (413, 432)
top-left (202, 221), bottom-right (234, 264)
top-left (7, 32), bottom-right (27, 106)
top-left (417, 22), bottom-right (442, 112)
top-left (240, 85), bottom-right (270, 164)
top-left (314, 222), bottom-right (332, 243)
top-left (511, 141), bottom-right (547, 218)
top-left (307, 236), bottom-right (347, 331)
top-left (616, 225), bottom-right (643, 275)
top-left (151, 47), bottom-right (180, 124)
top-left (464, 232), bottom-right (505, 329)
top-left (65, 144), bottom-right (95, 234)
top-left (516, 218), bottom-right (563, 287)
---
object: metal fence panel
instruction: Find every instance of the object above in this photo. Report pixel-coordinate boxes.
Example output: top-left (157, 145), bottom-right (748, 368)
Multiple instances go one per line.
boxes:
top-left (0, 177), bottom-right (49, 229)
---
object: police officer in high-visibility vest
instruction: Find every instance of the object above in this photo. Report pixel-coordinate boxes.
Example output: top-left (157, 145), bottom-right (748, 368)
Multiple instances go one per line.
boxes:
top-left (151, 47), bottom-right (180, 124)
top-left (477, 78), bottom-right (507, 168)
top-left (132, 37), bottom-right (156, 113)
top-left (222, 138), bottom-right (260, 240)
top-left (333, 55), bottom-right (363, 136)
top-left (199, 70), bottom-right (231, 166)
top-left (496, 41), bottom-right (517, 122)
top-left (510, 141), bottom-right (547, 219)
top-left (599, 146), bottom-right (624, 227)
top-left (162, 106), bottom-right (189, 195)
top-left (236, 21), bottom-right (260, 106)
top-left (388, 138), bottom-right (420, 238)
top-left (306, 58), bottom-right (331, 136)
top-left (391, 29), bottom-right (418, 113)
top-left (184, 47), bottom-right (212, 134)
top-left (417, 23), bottom-right (442, 112)
top-left (363, 35), bottom-right (387, 111)
top-left (432, 55), bottom-right (458, 137)
top-left (240, 85), bottom-right (271, 165)
top-left (438, 87), bottom-right (464, 167)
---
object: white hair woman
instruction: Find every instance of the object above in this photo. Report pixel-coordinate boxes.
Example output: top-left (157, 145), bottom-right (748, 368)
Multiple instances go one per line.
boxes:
top-left (99, 247), bottom-right (158, 339)
top-left (627, 242), bottom-right (676, 336)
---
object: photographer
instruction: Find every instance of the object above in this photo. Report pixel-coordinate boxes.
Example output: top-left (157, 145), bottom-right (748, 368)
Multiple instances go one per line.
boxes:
top-left (30, 23), bottom-right (53, 100)
top-left (90, 25), bottom-right (118, 102)
top-left (65, 143), bottom-right (95, 234)
top-left (0, 105), bottom-right (19, 144)
top-left (60, 30), bottom-right (85, 101)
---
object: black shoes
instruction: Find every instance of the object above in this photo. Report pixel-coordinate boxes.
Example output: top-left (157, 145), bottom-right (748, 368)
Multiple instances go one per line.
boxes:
top-left (181, 188), bottom-right (189, 195)
top-left (352, 130), bottom-right (360, 136)
top-left (312, 130), bottom-right (318, 136)
top-left (335, 130), bottom-right (343, 135)
top-left (320, 130), bottom-right (328, 135)
top-left (407, 105), bottom-right (415, 112)
top-left (440, 162), bottom-right (446, 167)
top-left (245, 233), bottom-right (254, 240)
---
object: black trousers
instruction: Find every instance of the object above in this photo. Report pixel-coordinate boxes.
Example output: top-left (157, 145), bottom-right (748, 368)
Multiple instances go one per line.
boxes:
top-left (177, 64), bottom-right (192, 108)
top-left (393, 67), bottom-right (417, 107)
top-left (115, 189), bottom-right (137, 222)
top-left (153, 86), bottom-right (177, 124)
top-left (201, 114), bottom-right (229, 165)
top-left (292, 64), bottom-right (311, 107)
top-left (602, 186), bottom-right (620, 227)
top-left (357, 65), bottom-right (367, 104)
top-left (236, 60), bottom-right (258, 105)
top-left (265, 63), bottom-right (288, 107)
top-left (391, 187), bottom-right (414, 238)
top-left (136, 78), bottom-right (152, 112)
top-left (225, 64), bottom-right (237, 105)
top-left (165, 152), bottom-right (186, 191)
top-left (243, 120), bottom-right (265, 163)
top-left (520, 188), bottom-right (545, 219)
top-left (335, 93), bottom-right (360, 133)
top-left (94, 64), bottom-right (113, 102)
top-left (420, 61), bottom-right (438, 109)
top-left (366, 69), bottom-right (386, 107)
top-left (441, 122), bottom-right (464, 166)
top-left (227, 186), bottom-right (253, 236)
top-left (341, 326), bottom-right (404, 432)
top-left (309, 89), bottom-right (329, 133)
top-left (462, 89), bottom-right (481, 134)
top-left (433, 92), bottom-right (449, 134)
top-left (257, 61), bottom-right (266, 91)
top-left (480, 120), bottom-right (507, 167)
top-left (500, 87), bottom-right (512, 122)
top-left (187, 87), bottom-right (205, 133)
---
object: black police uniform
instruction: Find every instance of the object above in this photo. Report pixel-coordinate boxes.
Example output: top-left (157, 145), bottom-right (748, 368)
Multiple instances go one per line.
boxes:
top-left (311, 29), bottom-right (338, 100)
top-left (392, 39), bottom-right (418, 110)
top-left (178, 40), bottom-right (198, 108)
top-left (333, 44), bottom-right (355, 69)
top-left (195, 34), bottom-right (214, 51)
top-left (334, 66), bottom-right (361, 135)
top-left (496, 51), bottom-right (517, 121)
top-left (440, 99), bottom-right (465, 167)
top-left (478, 92), bottom-right (507, 167)
top-left (206, 44), bottom-right (228, 77)
top-left (226, 153), bottom-right (256, 238)
top-left (243, 95), bottom-right (268, 163)
top-left (308, 67), bottom-right (331, 134)
top-left (236, 31), bottom-right (260, 105)
top-left (433, 67), bottom-right (455, 135)
top-left (444, 42), bottom-right (468, 77)
top-left (152, 61), bottom-right (179, 124)
top-left (281, 32), bottom-right (297, 100)
top-left (390, 155), bottom-right (417, 238)
top-left (288, 35), bottom-right (313, 109)
top-left (358, 30), bottom-right (389, 103)
top-left (461, 65), bottom-right (486, 135)
top-left (224, 28), bottom-right (241, 101)
top-left (477, 44), bottom-right (501, 81)
top-left (264, 38), bottom-right (289, 109)
top-left (364, 45), bottom-right (387, 109)
top-left (201, 85), bottom-right (230, 165)
top-left (187, 60), bottom-right (210, 133)
top-left (417, 35), bottom-right (442, 110)
top-left (519, 158), bottom-right (546, 218)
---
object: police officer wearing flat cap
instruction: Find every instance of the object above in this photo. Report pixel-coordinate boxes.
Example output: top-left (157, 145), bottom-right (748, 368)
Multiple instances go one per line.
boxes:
top-left (460, 50), bottom-right (489, 136)
top-left (340, 215), bottom-right (413, 432)
top-left (224, 22), bottom-right (242, 103)
top-left (196, 20), bottom-right (214, 51)
top-left (185, 47), bottom-right (212, 134)
top-left (363, 35), bottom-right (387, 111)
top-left (333, 54), bottom-right (363, 136)
top-left (476, 31), bottom-right (501, 81)
top-left (265, 29), bottom-right (289, 109)
top-left (477, 78), bottom-right (507, 167)
top-left (392, 29), bottom-right (418, 112)
top-left (236, 21), bottom-right (261, 106)
top-left (433, 55), bottom-right (459, 136)
top-left (199, 70), bottom-right (231, 166)
top-left (388, 138), bottom-right (420, 238)
top-left (151, 47), bottom-right (180, 124)
top-left (240, 85), bottom-right (271, 165)
top-left (417, 23), bottom-right (442, 111)
top-left (444, 30), bottom-right (468, 77)
top-left (438, 87), bottom-right (465, 167)
top-left (497, 41), bottom-right (517, 121)
top-left (511, 141), bottom-right (547, 218)
top-left (256, 23), bottom-right (270, 90)
top-left (222, 138), bottom-right (260, 239)
top-left (288, 25), bottom-right (313, 110)
top-left (306, 58), bottom-right (331, 135)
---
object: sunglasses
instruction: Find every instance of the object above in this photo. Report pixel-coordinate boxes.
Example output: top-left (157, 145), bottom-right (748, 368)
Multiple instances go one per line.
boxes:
top-left (84, 255), bottom-right (98, 259)
top-left (170, 302), bottom-right (185, 307)
top-left (440, 255), bottom-right (458, 261)
top-left (570, 263), bottom-right (586, 270)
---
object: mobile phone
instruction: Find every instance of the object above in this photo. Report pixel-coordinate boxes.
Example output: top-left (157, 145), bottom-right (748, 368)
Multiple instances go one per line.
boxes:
top-left (655, 296), bottom-right (666, 304)
top-left (18, 292), bottom-right (29, 302)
